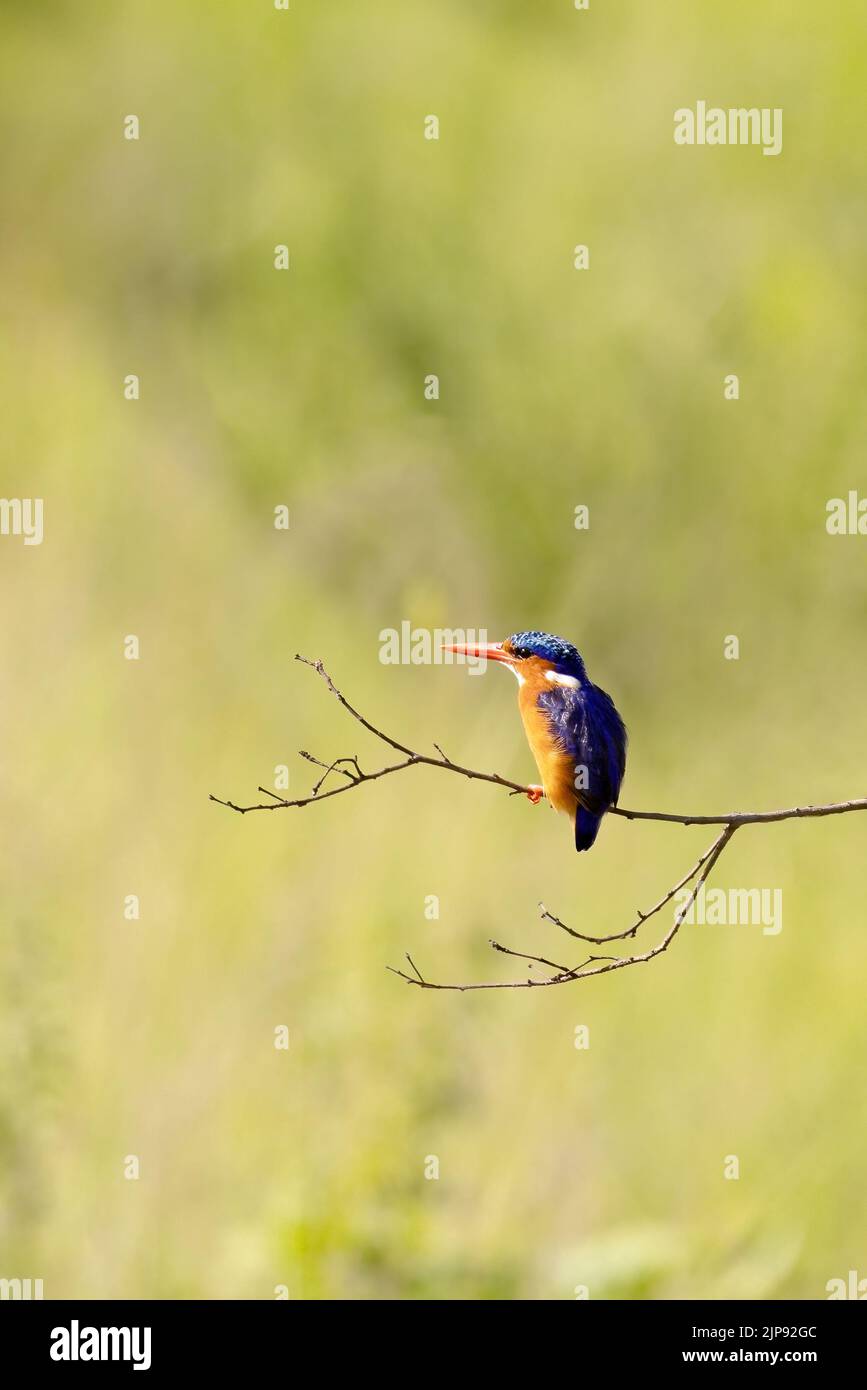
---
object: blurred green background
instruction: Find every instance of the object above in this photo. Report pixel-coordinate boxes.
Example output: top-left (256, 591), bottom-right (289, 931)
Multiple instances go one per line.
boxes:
top-left (1, 0), bottom-right (865, 1300)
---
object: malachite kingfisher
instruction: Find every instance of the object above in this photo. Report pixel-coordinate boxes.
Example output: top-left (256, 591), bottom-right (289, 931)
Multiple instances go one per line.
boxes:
top-left (443, 631), bottom-right (627, 852)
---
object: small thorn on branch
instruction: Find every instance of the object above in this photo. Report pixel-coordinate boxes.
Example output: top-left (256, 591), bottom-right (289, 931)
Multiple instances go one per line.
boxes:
top-left (405, 953), bottom-right (425, 984)
top-left (258, 787), bottom-right (289, 805)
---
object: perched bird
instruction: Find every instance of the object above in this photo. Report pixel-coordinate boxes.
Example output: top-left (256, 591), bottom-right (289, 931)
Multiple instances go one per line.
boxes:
top-left (443, 631), bottom-right (627, 851)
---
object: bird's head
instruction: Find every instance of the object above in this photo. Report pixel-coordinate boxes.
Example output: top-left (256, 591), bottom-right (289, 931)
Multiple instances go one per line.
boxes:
top-left (443, 630), bottom-right (587, 685)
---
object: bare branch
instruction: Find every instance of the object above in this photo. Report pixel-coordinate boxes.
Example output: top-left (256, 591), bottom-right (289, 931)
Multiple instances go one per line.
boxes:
top-left (212, 656), bottom-right (866, 991)
top-left (209, 656), bottom-right (528, 814)
top-left (538, 832), bottom-right (722, 946)
top-left (389, 825), bottom-right (736, 991)
top-left (212, 655), bottom-right (866, 828)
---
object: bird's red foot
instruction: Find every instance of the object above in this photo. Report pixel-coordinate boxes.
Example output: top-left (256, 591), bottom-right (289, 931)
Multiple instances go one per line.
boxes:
top-left (526, 784), bottom-right (545, 805)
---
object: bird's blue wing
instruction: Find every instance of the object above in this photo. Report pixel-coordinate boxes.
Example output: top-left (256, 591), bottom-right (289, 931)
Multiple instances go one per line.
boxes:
top-left (537, 681), bottom-right (627, 813)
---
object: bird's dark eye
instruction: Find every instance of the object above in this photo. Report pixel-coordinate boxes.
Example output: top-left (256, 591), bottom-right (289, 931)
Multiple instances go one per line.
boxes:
top-left (512, 645), bottom-right (530, 659)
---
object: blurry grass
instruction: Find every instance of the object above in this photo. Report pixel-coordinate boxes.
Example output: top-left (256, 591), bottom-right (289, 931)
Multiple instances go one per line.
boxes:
top-left (0, 0), bottom-right (865, 1298)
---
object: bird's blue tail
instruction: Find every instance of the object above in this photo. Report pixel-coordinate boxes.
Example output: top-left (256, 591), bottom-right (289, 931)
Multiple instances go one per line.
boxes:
top-left (575, 806), bottom-right (603, 853)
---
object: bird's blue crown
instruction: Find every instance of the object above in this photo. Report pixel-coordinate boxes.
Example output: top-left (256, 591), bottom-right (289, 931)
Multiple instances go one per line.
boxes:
top-left (506, 630), bottom-right (586, 676)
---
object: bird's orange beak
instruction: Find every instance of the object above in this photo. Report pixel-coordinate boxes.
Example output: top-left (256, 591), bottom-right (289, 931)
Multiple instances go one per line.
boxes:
top-left (441, 641), bottom-right (513, 664)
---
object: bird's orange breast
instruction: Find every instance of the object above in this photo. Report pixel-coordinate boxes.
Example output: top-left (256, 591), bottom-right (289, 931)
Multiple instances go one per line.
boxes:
top-left (517, 667), bottom-right (579, 820)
